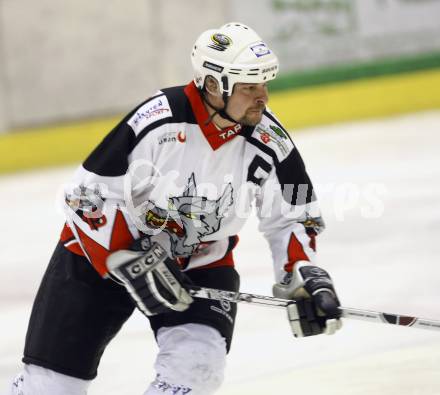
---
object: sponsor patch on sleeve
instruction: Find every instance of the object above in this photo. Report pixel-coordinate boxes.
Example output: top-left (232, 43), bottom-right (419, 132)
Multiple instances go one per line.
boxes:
top-left (253, 119), bottom-right (295, 161)
top-left (127, 95), bottom-right (172, 135)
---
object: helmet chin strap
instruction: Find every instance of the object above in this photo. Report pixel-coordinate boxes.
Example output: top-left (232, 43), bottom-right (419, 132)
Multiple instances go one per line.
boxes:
top-left (202, 76), bottom-right (239, 125)
top-left (202, 94), bottom-right (238, 125)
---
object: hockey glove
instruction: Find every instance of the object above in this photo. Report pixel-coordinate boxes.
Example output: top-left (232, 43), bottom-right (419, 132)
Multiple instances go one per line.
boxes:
top-left (273, 261), bottom-right (342, 337)
top-left (106, 240), bottom-right (193, 316)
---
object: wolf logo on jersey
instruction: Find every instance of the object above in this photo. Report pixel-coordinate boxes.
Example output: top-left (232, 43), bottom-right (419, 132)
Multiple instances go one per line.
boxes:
top-left (143, 173), bottom-right (234, 257)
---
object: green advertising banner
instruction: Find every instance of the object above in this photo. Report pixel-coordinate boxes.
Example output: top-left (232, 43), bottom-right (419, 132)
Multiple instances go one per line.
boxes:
top-left (232, 0), bottom-right (440, 76)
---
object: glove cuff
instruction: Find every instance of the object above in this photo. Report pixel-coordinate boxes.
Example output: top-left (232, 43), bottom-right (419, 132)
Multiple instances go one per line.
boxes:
top-left (273, 260), bottom-right (311, 299)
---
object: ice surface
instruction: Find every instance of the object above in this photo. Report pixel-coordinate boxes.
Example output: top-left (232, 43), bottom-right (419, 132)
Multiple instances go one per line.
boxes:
top-left (1, 111), bottom-right (439, 394)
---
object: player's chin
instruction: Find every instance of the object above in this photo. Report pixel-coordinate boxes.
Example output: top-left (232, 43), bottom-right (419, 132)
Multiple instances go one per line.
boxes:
top-left (240, 110), bottom-right (264, 126)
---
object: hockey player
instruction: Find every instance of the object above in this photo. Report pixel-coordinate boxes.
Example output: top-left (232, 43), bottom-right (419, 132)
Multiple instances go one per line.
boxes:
top-left (8, 22), bottom-right (342, 395)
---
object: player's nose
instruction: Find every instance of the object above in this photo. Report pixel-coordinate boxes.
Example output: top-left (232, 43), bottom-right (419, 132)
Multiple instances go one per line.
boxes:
top-left (255, 85), bottom-right (268, 106)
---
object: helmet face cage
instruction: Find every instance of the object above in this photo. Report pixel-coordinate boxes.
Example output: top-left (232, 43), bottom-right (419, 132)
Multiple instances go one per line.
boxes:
top-left (191, 22), bottom-right (279, 96)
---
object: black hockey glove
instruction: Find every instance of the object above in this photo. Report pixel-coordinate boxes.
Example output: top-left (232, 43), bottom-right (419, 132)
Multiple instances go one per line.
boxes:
top-left (106, 240), bottom-right (193, 316)
top-left (273, 261), bottom-right (342, 337)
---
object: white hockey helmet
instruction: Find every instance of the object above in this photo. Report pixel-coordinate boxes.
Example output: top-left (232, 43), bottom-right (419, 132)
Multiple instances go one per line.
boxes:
top-left (191, 22), bottom-right (279, 96)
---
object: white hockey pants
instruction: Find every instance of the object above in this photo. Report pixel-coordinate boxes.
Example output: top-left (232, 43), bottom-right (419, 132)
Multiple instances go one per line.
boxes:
top-left (6, 323), bottom-right (227, 395)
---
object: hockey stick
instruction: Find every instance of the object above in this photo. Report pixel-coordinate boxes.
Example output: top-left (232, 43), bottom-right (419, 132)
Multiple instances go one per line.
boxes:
top-left (188, 286), bottom-right (440, 332)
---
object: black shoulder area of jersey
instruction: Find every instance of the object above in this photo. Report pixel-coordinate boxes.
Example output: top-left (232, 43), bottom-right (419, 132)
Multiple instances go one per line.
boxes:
top-left (134, 85), bottom-right (196, 144)
top-left (161, 85), bottom-right (196, 124)
top-left (83, 86), bottom-right (197, 177)
top-left (242, 111), bottom-right (315, 205)
top-left (82, 107), bottom-right (139, 177)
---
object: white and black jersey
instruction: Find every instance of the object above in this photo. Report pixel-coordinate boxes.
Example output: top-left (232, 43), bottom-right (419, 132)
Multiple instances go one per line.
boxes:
top-left (60, 82), bottom-right (324, 282)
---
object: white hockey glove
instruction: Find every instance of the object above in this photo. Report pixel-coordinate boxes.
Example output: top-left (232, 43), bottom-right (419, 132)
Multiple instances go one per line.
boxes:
top-left (106, 240), bottom-right (193, 316)
top-left (273, 261), bottom-right (342, 337)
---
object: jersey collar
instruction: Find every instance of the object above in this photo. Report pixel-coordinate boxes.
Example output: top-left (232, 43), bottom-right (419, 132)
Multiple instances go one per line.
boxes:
top-left (184, 81), bottom-right (243, 150)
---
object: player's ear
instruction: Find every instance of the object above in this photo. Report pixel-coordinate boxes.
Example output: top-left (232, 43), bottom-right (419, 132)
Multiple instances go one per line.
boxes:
top-left (204, 76), bottom-right (221, 97)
